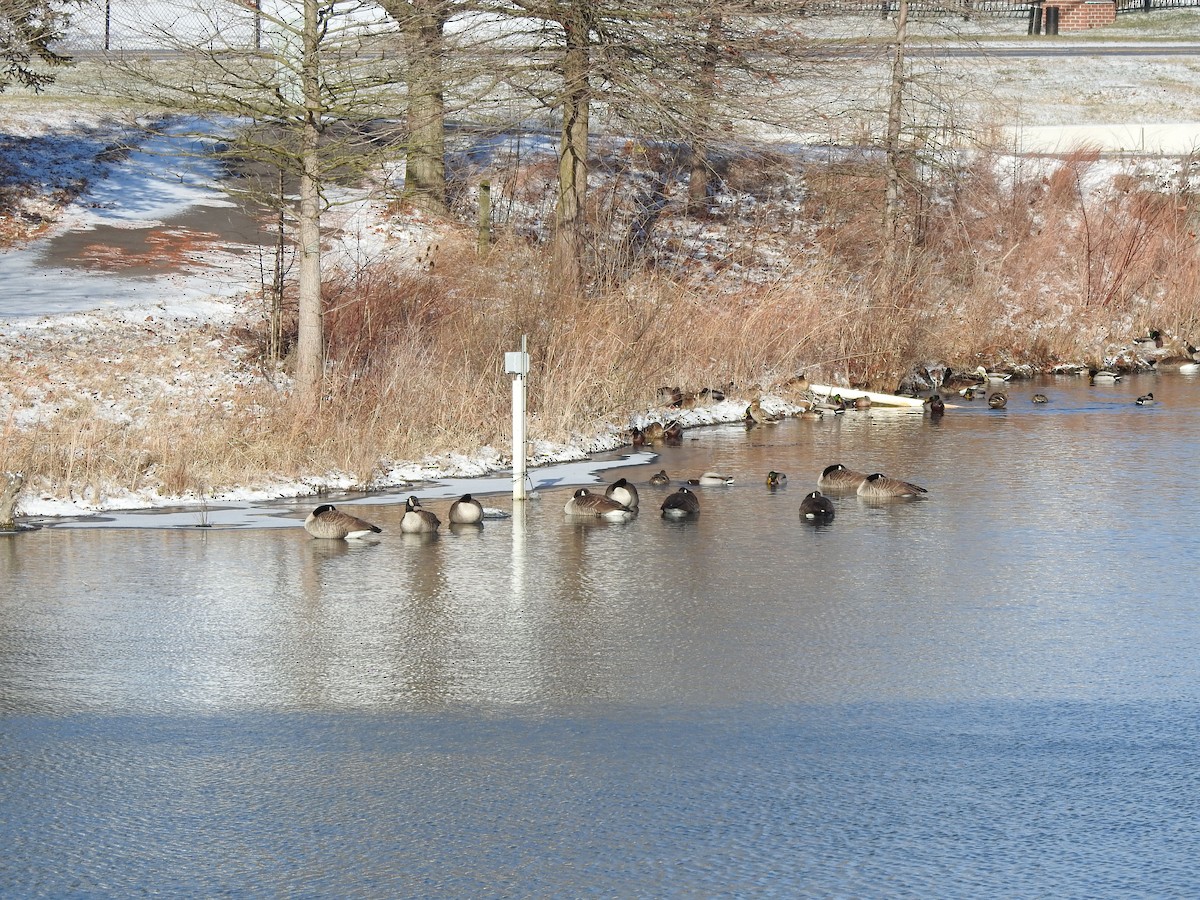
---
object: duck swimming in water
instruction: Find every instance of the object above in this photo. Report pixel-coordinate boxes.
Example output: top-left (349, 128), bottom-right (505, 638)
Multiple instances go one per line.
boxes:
top-left (766, 471), bottom-right (787, 488)
top-left (988, 391), bottom-right (1008, 409)
top-left (1136, 392), bottom-right (1157, 406)
top-left (649, 470), bottom-right (670, 486)
top-left (687, 471), bottom-right (734, 486)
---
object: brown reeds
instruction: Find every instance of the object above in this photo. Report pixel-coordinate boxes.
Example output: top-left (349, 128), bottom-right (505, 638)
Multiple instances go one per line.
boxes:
top-left (7, 143), bottom-right (1200, 506)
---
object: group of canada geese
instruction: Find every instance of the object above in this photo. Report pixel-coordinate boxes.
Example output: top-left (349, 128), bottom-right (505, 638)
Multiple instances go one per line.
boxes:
top-left (303, 494), bottom-right (483, 540)
top-left (560, 463), bottom-right (927, 525)
top-left (928, 361), bottom-right (1171, 412)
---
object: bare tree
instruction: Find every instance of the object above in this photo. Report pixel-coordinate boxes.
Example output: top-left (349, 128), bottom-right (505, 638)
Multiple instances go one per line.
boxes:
top-left (98, 0), bottom-right (406, 405)
top-left (0, 0), bottom-right (73, 91)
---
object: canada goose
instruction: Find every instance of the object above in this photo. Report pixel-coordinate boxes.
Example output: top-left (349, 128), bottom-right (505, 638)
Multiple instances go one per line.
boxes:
top-left (1136, 392), bottom-right (1157, 406)
top-left (1090, 368), bottom-right (1122, 383)
top-left (799, 490), bottom-right (835, 521)
top-left (1152, 355), bottom-right (1200, 374)
top-left (660, 486), bottom-right (701, 519)
top-left (564, 488), bottom-right (634, 521)
top-left (605, 477), bottom-right (639, 510)
top-left (988, 391), bottom-right (1008, 409)
top-left (975, 365), bottom-right (1011, 384)
top-left (304, 504), bottom-right (382, 540)
top-left (856, 473), bottom-right (928, 499)
top-left (687, 471), bottom-right (734, 486)
top-left (817, 464), bottom-right (868, 493)
top-left (925, 394), bottom-right (945, 416)
top-left (766, 471), bottom-right (787, 488)
top-left (1032, 393), bottom-right (1049, 403)
top-left (649, 470), bottom-right (671, 486)
top-left (448, 493), bottom-right (484, 525)
top-left (400, 495), bottom-right (441, 534)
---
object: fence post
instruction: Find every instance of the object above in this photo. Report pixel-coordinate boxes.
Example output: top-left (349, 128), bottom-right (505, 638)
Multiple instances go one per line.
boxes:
top-left (104, 0), bottom-right (111, 51)
top-left (478, 181), bottom-right (491, 256)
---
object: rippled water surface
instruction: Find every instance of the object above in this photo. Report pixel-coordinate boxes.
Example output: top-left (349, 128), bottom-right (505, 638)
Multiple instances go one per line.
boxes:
top-left (3, 374), bottom-right (1200, 897)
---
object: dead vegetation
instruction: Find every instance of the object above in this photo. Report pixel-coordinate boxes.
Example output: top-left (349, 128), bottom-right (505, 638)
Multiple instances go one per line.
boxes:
top-left (5, 142), bottom-right (1200, 506)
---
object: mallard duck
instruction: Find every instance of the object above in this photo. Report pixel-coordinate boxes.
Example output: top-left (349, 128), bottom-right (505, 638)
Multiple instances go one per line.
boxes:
top-left (818, 464), bottom-right (869, 493)
top-left (988, 391), bottom-right (1008, 409)
top-left (304, 504), bottom-right (382, 540)
top-left (1090, 368), bottom-right (1122, 383)
top-left (856, 473), bottom-right (928, 499)
top-left (975, 365), bottom-right (1011, 384)
top-left (629, 426), bottom-right (647, 448)
top-left (663, 421), bottom-right (684, 445)
top-left (1032, 393), bottom-right (1049, 403)
top-left (959, 385), bottom-right (982, 400)
top-left (925, 394), bottom-right (945, 416)
top-left (852, 395), bottom-right (872, 410)
top-left (400, 495), bottom-right (441, 533)
top-left (687, 471), bottom-right (734, 486)
top-left (799, 490), bottom-right (835, 521)
top-left (605, 477), bottom-right (639, 510)
top-left (644, 422), bottom-right (665, 442)
top-left (1136, 392), bottom-right (1157, 406)
top-left (660, 486), bottom-right (700, 519)
top-left (649, 469), bottom-right (670, 486)
top-left (766, 471), bottom-right (787, 488)
top-left (564, 488), bottom-right (634, 521)
top-left (448, 493), bottom-right (484, 525)
top-left (1133, 329), bottom-right (1164, 349)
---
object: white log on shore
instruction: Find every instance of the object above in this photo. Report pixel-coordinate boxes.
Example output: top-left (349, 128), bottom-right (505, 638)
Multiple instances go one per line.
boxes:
top-left (808, 384), bottom-right (926, 408)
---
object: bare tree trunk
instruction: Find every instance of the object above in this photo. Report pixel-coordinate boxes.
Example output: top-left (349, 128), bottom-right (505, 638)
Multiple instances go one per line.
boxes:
top-left (294, 0), bottom-right (325, 405)
top-left (0, 472), bottom-right (24, 530)
top-left (553, 1), bottom-right (591, 295)
top-left (883, 0), bottom-right (909, 263)
top-left (687, 13), bottom-right (722, 214)
top-left (402, 0), bottom-right (448, 215)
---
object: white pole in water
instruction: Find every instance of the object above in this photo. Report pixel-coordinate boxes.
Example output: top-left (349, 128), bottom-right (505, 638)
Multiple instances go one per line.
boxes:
top-left (505, 336), bottom-right (530, 504)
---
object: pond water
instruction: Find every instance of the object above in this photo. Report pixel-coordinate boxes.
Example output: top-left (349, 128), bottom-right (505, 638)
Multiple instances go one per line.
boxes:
top-left (3, 374), bottom-right (1200, 897)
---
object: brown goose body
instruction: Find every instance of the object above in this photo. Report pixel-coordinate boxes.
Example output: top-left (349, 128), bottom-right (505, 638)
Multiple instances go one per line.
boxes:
top-left (817, 464), bottom-right (869, 493)
top-left (856, 473), bottom-right (927, 499)
top-left (448, 493), bottom-right (484, 524)
top-left (304, 504), bottom-right (382, 540)
top-left (660, 487), bottom-right (701, 519)
top-left (400, 496), bottom-right (441, 533)
top-left (605, 478), bottom-right (639, 510)
top-left (564, 488), bottom-right (634, 521)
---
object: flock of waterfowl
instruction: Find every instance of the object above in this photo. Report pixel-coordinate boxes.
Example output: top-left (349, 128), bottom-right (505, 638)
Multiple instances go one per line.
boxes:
top-left (303, 493), bottom-right (484, 540)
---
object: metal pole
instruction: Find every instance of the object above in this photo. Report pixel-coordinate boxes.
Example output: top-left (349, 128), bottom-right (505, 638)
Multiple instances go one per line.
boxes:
top-left (506, 336), bottom-right (530, 505)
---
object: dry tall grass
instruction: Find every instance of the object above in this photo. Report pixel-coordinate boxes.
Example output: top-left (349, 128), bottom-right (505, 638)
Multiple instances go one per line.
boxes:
top-left (4, 143), bottom-right (1200, 506)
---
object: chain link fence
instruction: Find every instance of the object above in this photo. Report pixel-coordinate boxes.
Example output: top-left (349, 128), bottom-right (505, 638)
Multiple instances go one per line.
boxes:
top-left (61, 0), bottom-right (261, 51)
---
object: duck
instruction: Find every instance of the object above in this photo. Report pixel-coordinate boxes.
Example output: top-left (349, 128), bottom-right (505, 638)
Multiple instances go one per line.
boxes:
top-left (1032, 393), bottom-right (1049, 403)
top-left (644, 421), bottom-right (665, 443)
top-left (958, 385), bottom-right (982, 400)
top-left (852, 395), bottom-right (872, 410)
top-left (856, 473), bottom-right (928, 499)
top-left (687, 471), bottom-right (734, 486)
top-left (925, 394), bottom-right (945, 416)
top-left (766, 471), bottom-right (787, 488)
top-left (662, 421), bottom-right (684, 445)
top-left (400, 495), bottom-right (441, 533)
top-left (988, 391), bottom-right (1008, 409)
top-left (1136, 392), bottom-right (1157, 406)
top-left (817, 464), bottom-right (869, 493)
top-left (649, 469), bottom-right (670, 486)
top-left (974, 365), bottom-right (1011, 384)
top-left (660, 486), bottom-right (701, 519)
top-left (1133, 329), bottom-right (1164, 349)
top-left (564, 488), bottom-right (634, 521)
top-left (605, 477), bottom-right (639, 510)
top-left (629, 426), bottom-right (647, 448)
top-left (303, 504), bottom-right (382, 540)
top-left (799, 490), bottom-right (835, 521)
top-left (1089, 368), bottom-right (1122, 383)
top-left (448, 493), bottom-right (484, 525)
